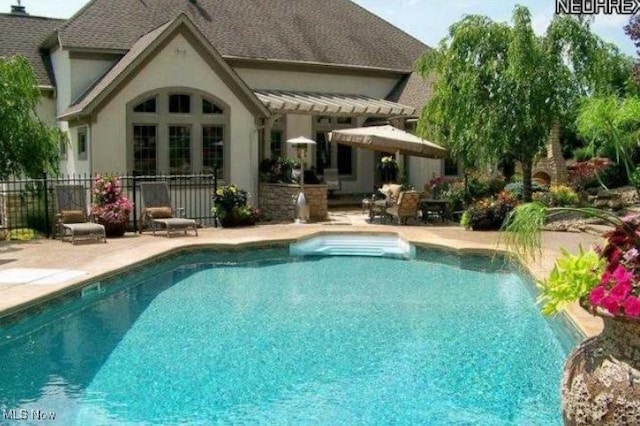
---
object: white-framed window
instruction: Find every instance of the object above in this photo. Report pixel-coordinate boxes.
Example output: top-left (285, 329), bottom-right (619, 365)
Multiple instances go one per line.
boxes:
top-left (133, 125), bottom-right (157, 175)
top-left (169, 94), bottom-right (191, 114)
top-left (128, 90), bottom-right (229, 177)
top-left (77, 127), bottom-right (88, 161)
top-left (133, 97), bottom-right (157, 113)
top-left (169, 125), bottom-right (192, 174)
top-left (202, 125), bottom-right (224, 179)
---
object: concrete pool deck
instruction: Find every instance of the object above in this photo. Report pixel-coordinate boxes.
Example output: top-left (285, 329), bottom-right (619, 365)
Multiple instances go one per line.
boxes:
top-left (0, 212), bottom-right (603, 337)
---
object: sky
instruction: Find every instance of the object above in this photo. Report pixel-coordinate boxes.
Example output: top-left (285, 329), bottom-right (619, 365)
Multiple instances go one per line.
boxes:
top-left (0, 0), bottom-right (637, 56)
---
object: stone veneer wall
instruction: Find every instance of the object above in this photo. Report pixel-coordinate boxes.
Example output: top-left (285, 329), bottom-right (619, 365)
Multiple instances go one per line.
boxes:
top-left (259, 183), bottom-right (328, 223)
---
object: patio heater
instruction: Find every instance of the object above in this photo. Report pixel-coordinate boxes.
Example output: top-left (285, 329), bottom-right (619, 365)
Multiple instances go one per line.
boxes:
top-left (286, 136), bottom-right (316, 224)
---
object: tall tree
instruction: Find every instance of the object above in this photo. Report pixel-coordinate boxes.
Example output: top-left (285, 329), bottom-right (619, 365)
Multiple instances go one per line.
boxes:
top-left (417, 6), bottom-right (629, 201)
top-left (0, 56), bottom-right (63, 179)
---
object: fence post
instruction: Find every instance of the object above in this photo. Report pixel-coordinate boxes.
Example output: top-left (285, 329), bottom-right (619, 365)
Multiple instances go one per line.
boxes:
top-left (213, 167), bottom-right (218, 228)
top-left (42, 171), bottom-right (51, 238)
top-left (132, 172), bottom-right (138, 232)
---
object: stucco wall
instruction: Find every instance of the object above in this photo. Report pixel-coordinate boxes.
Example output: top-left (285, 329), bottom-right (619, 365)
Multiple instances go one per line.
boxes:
top-left (90, 32), bottom-right (259, 197)
top-left (235, 68), bottom-right (399, 98)
top-left (70, 57), bottom-right (118, 102)
top-left (50, 47), bottom-right (72, 175)
top-left (35, 94), bottom-right (56, 127)
top-left (407, 157), bottom-right (444, 191)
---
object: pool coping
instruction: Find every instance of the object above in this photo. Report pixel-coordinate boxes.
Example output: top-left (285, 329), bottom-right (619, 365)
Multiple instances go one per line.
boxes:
top-left (0, 226), bottom-right (603, 338)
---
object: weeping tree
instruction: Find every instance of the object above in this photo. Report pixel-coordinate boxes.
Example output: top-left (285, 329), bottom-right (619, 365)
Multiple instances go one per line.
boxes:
top-left (417, 5), bottom-right (628, 202)
top-left (0, 56), bottom-right (63, 179)
top-left (576, 96), bottom-right (640, 196)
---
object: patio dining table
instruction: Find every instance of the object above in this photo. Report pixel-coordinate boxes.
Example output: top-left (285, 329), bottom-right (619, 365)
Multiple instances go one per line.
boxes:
top-left (420, 198), bottom-right (449, 223)
top-left (367, 199), bottom-right (389, 223)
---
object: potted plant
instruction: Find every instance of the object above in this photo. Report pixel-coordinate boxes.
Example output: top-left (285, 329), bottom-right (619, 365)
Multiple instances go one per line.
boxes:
top-left (290, 159), bottom-right (302, 181)
top-left (91, 174), bottom-right (133, 237)
top-left (212, 184), bottom-right (261, 228)
top-left (505, 204), bottom-right (640, 423)
top-left (379, 156), bottom-right (399, 183)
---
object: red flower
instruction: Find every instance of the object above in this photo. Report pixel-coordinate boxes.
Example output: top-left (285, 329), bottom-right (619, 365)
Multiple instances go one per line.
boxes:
top-left (589, 286), bottom-right (607, 306)
top-left (623, 296), bottom-right (640, 317)
top-left (612, 265), bottom-right (633, 288)
top-left (601, 296), bottom-right (622, 315)
top-left (609, 282), bottom-right (632, 303)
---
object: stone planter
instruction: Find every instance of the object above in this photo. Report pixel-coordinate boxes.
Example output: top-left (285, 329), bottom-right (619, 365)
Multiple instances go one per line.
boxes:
top-left (98, 219), bottom-right (127, 238)
top-left (562, 306), bottom-right (640, 425)
top-left (259, 183), bottom-right (327, 223)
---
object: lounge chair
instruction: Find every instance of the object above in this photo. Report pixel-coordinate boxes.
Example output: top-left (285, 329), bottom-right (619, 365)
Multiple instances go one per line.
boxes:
top-left (55, 184), bottom-right (106, 244)
top-left (139, 182), bottom-right (198, 237)
top-left (385, 190), bottom-right (421, 225)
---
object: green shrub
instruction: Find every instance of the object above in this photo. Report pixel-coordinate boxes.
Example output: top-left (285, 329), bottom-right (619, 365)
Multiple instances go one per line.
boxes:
top-left (572, 146), bottom-right (593, 162)
top-left (441, 180), bottom-right (466, 212)
top-left (550, 185), bottom-right (580, 207)
top-left (7, 228), bottom-right (39, 241)
top-left (461, 191), bottom-right (519, 231)
top-left (504, 181), bottom-right (548, 200)
top-left (537, 247), bottom-right (604, 315)
top-left (213, 184), bottom-right (260, 227)
top-left (466, 174), bottom-right (505, 200)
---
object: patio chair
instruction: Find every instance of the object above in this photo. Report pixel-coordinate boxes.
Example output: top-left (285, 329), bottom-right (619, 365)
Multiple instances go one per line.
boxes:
top-left (54, 185), bottom-right (106, 244)
top-left (139, 182), bottom-right (198, 237)
top-left (385, 190), bottom-right (421, 225)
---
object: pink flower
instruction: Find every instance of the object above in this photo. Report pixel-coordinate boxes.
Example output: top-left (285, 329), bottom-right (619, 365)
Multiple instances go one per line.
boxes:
top-left (589, 286), bottom-right (607, 306)
top-left (612, 265), bottom-right (633, 287)
top-left (609, 282), bottom-right (632, 303)
top-left (599, 271), bottom-right (612, 286)
top-left (601, 296), bottom-right (622, 315)
top-left (623, 297), bottom-right (640, 318)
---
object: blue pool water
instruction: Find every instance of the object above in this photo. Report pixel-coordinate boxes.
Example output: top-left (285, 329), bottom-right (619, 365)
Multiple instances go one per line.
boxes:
top-left (0, 248), bottom-right (575, 425)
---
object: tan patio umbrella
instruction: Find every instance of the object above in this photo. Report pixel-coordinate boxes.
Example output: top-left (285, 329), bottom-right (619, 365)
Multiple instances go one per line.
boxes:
top-left (328, 125), bottom-right (448, 159)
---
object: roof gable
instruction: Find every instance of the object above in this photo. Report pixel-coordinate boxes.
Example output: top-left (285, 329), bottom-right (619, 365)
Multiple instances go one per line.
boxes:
top-left (61, 14), bottom-right (270, 120)
top-left (386, 72), bottom-right (435, 111)
top-left (0, 13), bottom-right (64, 87)
top-left (54, 0), bottom-right (429, 72)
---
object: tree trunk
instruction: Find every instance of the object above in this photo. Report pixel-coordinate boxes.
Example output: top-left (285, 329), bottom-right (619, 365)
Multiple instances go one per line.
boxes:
top-left (522, 159), bottom-right (533, 202)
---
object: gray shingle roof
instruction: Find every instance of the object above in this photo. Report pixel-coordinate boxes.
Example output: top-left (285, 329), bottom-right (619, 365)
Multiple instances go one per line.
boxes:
top-left (55, 0), bottom-right (429, 72)
top-left (386, 72), bottom-right (435, 111)
top-left (0, 13), bottom-right (64, 87)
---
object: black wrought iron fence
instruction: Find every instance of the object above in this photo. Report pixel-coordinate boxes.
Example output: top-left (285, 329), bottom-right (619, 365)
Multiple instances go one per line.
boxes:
top-left (0, 172), bottom-right (218, 238)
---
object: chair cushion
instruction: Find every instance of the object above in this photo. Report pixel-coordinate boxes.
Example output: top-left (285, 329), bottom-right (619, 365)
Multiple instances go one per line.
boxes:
top-left (388, 184), bottom-right (402, 202)
top-left (147, 207), bottom-right (173, 219)
top-left (60, 210), bottom-right (85, 224)
top-left (379, 185), bottom-right (392, 200)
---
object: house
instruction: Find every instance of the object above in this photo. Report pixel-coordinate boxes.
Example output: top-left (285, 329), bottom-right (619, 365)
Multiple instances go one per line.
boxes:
top-left (0, 0), bottom-right (451, 200)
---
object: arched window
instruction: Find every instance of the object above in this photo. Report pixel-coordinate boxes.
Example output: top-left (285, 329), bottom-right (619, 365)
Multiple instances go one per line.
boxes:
top-left (133, 97), bottom-right (157, 113)
top-left (128, 89), bottom-right (229, 179)
top-left (203, 99), bottom-right (224, 115)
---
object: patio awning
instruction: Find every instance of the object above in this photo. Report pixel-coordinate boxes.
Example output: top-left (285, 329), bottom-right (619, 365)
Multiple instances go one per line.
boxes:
top-left (255, 90), bottom-right (417, 117)
top-left (328, 125), bottom-right (448, 159)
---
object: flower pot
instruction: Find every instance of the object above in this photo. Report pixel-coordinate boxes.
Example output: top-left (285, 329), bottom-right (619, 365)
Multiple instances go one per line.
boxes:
top-left (98, 219), bottom-right (128, 238)
top-left (561, 308), bottom-right (640, 425)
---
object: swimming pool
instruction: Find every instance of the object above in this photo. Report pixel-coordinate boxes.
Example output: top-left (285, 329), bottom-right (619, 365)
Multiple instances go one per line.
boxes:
top-left (0, 246), bottom-right (576, 425)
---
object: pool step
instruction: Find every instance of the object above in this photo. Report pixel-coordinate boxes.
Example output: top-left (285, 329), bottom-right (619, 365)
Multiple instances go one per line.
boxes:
top-left (290, 234), bottom-right (415, 259)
